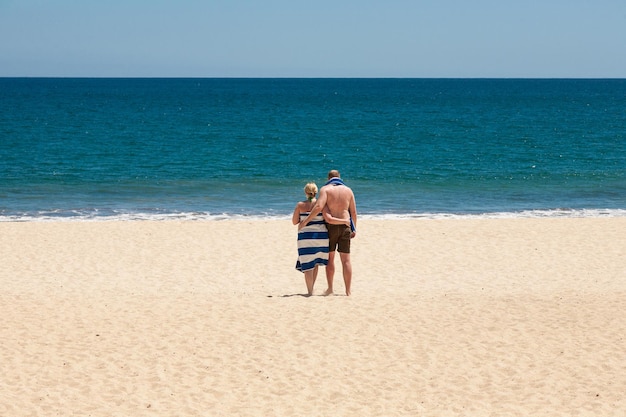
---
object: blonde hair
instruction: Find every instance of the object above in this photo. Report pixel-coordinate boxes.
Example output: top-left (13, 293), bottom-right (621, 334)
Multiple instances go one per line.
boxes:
top-left (304, 183), bottom-right (318, 199)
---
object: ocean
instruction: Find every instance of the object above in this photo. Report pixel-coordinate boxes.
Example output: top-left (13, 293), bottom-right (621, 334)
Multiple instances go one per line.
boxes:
top-left (1, 78), bottom-right (625, 221)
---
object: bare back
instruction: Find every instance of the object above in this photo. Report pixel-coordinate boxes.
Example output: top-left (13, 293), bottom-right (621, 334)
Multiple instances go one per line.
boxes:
top-left (322, 184), bottom-right (354, 220)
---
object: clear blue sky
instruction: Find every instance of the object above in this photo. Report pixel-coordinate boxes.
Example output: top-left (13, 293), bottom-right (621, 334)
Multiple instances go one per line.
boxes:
top-left (1, 0), bottom-right (625, 78)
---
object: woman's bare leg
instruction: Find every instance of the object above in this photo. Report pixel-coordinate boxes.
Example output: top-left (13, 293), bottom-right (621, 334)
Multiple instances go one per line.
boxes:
top-left (304, 269), bottom-right (316, 296)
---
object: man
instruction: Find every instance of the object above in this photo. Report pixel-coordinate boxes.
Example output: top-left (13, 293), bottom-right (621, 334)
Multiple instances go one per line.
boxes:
top-left (299, 170), bottom-right (357, 296)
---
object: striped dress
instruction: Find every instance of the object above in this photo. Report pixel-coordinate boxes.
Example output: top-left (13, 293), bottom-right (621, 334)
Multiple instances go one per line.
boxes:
top-left (295, 212), bottom-right (329, 272)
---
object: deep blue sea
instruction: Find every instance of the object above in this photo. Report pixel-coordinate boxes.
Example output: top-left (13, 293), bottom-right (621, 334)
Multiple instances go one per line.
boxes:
top-left (1, 78), bottom-right (625, 221)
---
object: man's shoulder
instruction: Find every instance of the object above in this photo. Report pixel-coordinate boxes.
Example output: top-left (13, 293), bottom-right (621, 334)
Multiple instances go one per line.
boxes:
top-left (327, 184), bottom-right (352, 191)
top-left (340, 184), bottom-right (353, 193)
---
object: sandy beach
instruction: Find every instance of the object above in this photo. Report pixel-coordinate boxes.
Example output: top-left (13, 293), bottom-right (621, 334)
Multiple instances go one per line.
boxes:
top-left (1, 217), bottom-right (625, 416)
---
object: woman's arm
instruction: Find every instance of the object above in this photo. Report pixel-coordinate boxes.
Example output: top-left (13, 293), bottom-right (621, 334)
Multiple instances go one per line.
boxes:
top-left (292, 203), bottom-right (301, 225)
top-left (322, 207), bottom-right (350, 226)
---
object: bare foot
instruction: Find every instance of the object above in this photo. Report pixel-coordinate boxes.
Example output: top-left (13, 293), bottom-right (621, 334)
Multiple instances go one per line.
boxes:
top-left (323, 288), bottom-right (334, 296)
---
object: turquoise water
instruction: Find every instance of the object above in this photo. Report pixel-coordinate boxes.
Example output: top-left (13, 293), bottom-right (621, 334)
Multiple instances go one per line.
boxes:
top-left (1, 78), bottom-right (625, 220)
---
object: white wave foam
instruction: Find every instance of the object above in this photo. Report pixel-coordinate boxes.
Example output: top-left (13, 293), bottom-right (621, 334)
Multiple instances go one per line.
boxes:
top-left (363, 208), bottom-right (626, 220)
top-left (1, 208), bottom-right (625, 222)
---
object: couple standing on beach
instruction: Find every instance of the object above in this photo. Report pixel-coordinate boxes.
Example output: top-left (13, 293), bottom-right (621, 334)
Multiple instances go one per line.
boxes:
top-left (292, 170), bottom-right (358, 296)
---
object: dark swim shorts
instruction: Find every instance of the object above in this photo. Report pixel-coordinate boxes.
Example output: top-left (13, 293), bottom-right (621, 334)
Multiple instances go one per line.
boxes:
top-left (327, 224), bottom-right (351, 253)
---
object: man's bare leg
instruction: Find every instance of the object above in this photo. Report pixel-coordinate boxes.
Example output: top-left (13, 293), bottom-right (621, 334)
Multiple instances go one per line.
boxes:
top-left (324, 251), bottom-right (335, 295)
top-left (339, 252), bottom-right (352, 296)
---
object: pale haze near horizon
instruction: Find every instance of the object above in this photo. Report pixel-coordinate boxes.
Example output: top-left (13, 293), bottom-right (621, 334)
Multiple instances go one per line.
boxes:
top-left (1, 0), bottom-right (625, 78)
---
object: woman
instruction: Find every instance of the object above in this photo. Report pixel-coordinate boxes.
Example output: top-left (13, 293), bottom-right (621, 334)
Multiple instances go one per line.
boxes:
top-left (292, 182), bottom-right (328, 296)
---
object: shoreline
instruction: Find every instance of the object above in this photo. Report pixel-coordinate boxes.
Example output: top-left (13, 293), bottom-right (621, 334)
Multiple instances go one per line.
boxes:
top-left (1, 207), bottom-right (626, 223)
top-left (1, 217), bottom-right (624, 415)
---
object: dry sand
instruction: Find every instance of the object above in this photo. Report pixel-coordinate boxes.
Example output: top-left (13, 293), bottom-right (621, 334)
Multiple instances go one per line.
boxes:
top-left (1, 218), bottom-right (625, 416)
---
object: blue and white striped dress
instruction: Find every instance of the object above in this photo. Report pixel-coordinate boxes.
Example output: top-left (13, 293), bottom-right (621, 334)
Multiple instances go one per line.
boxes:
top-left (295, 212), bottom-right (329, 272)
